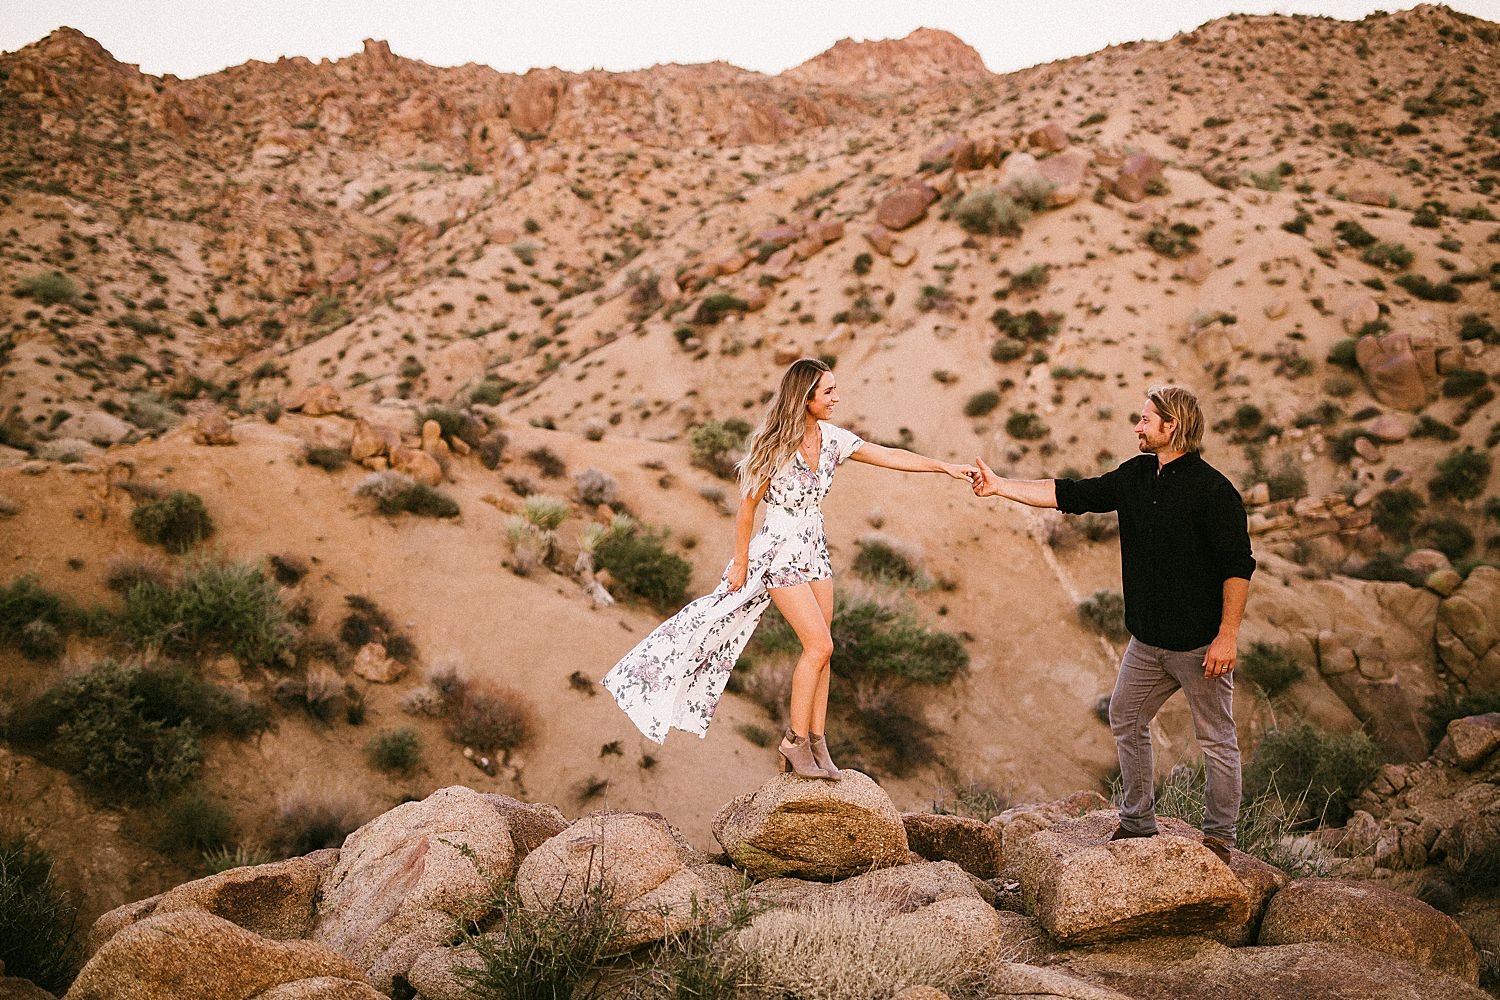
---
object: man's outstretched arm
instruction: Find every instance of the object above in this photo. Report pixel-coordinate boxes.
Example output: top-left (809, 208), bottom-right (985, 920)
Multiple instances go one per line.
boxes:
top-left (972, 457), bottom-right (1058, 508)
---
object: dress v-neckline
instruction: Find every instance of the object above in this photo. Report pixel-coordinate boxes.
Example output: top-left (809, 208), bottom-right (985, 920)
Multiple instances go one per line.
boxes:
top-left (797, 424), bottom-right (823, 471)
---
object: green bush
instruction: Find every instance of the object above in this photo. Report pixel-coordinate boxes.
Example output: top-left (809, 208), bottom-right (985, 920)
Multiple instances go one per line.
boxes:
top-left (1244, 720), bottom-right (1379, 826)
top-left (0, 575), bottom-right (74, 660)
top-left (14, 271), bottom-right (80, 307)
top-left (1143, 221), bottom-right (1200, 258)
top-left (302, 445), bottom-right (349, 471)
top-left (1395, 273), bottom-right (1461, 302)
top-left (593, 522), bottom-right (692, 610)
top-left (963, 390), bottom-right (1000, 417)
top-left (159, 795), bottom-right (236, 855)
top-left (692, 293), bottom-right (749, 325)
top-left (1442, 369), bottom-right (1489, 398)
top-left (990, 336), bottom-right (1027, 362)
top-left (356, 472), bottom-right (460, 518)
top-left (1430, 447), bottom-right (1491, 501)
top-left (1333, 219), bottom-right (1377, 249)
top-left (366, 727), bottom-right (423, 775)
top-left (131, 490), bottom-right (215, 553)
top-left (951, 186), bottom-right (1030, 236)
top-left (1005, 411), bottom-right (1049, 440)
top-left (990, 307), bottom-right (1060, 341)
top-left (1078, 590), bottom-right (1128, 641)
top-left (851, 538), bottom-right (926, 588)
top-left (1240, 642), bottom-right (1304, 697)
top-left (10, 661), bottom-right (204, 801)
top-left (1371, 488), bottom-right (1425, 541)
top-left (1361, 242), bottom-right (1414, 271)
top-left (1326, 338), bottom-right (1360, 369)
top-left (0, 834), bottom-right (79, 993)
top-left (833, 592), bottom-right (967, 685)
top-left (119, 560), bottom-right (292, 667)
top-left (456, 880), bottom-right (623, 1000)
top-left (1458, 314), bottom-right (1498, 344)
top-left (1414, 517), bottom-right (1476, 561)
top-left (688, 419), bottom-right (751, 480)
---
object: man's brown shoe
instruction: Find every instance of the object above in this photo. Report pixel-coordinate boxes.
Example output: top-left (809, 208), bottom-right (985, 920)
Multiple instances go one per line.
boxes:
top-left (1202, 836), bottom-right (1233, 864)
top-left (1108, 825), bottom-right (1154, 842)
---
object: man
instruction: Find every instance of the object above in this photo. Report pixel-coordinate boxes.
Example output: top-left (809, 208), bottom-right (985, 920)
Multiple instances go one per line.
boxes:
top-left (972, 385), bottom-right (1254, 863)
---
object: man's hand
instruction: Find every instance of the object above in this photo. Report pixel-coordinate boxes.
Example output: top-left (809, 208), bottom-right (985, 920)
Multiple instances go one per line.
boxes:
top-left (945, 463), bottom-right (980, 485)
top-left (972, 456), bottom-right (1000, 497)
top-left (1203, 632), bottom-right (1237, 678)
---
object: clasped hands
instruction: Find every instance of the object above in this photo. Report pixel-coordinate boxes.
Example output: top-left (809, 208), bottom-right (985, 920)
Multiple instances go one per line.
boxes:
top-left (943, 456), bottom-right (1001, 497)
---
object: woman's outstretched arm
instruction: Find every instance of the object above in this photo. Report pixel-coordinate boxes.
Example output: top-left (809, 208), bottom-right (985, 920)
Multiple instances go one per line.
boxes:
top-left (848, 442), bottom-right (977, 483)
top-left (727, 480), bottom-right (770, 591)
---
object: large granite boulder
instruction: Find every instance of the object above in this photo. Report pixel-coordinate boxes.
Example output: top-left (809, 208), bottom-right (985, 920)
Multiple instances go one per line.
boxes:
top-left (246, 980), bottom-right (384, 1000)
top-left (478, 793), bottom-right (569, 862)
top-left (712, 770), bottom-right (909, 880)
top-left (1047, 934), bottom-right (1490, 1000)
top-left (1437, 566), bottom-right (1500, 692)
top-left (902, 813), bottom-right (1003, 879)
top-left (1012, 811), bottom-right (1251, 944)
top-left (68, 911), bottom-right (365, 1000)
top-left (1355, 331), bottom-right (1436, 411)
top-left (88, 857), bottom-right (323, 954)
top-left (1259, 878), bottom-right (1479, 983)
top-left (516, 812), bottom-right (717, 953)
top-left (990, 791), bottom-right (1112, 857)
top-left (311, 786), bottom-right (516, 992)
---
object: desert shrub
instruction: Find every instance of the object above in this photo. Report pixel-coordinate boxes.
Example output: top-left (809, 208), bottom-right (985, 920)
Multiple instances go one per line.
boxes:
top-left (131, 490), bottom-right (215, 553)
top-left (1430, 447), bottom-right (1491, 501)
top-left (1007, 175), bottom-right (1056, 212)
top-left (852, 536), bottom-right (926, 588)
top-left (276, 667), bottom-right (347, 723)
top-left (441, 676), bottom-right (534, 753)
top-left (1371, 487), bottom-right (1425, 541)
top-left (504, 516), bottom-right (554, 576)
top-left (693, 293), bottom-right (749, 325)
top-left (524, 446), bottom-right (566, 478)
top-left (852, 252), bottom-right (873, 275)
top-left (1458, 313), bottom-right (1498, 344)
top-left (1360, 242), bottom-right (1414, 271)
top-left (574, 468), bottom-right (617, 508)
top-left (1349, 550), bottom-right (1423, 585)
top-left (355, 471), bottom-right (459, 518)
top-left (14, 271), bottom-right (80, 307)
top-left (455, 879), bottom-right (623, 1000)
top-left (270, 787), bottom-right (370, 858)
top-left (990, 336), bottom-right (1027, 362)
top-left (118, 560), bottom-right (292, 666)
top-left (1005, 411), bottom-right (1049, 440)
top-left (1244, 720), bottom-right (1378, 826)
top-left (200, 843), bottom-right (276, 875)
top-left (1333, 219), bottom-right (1377, 248)
top-left (1078, 590), bottom-right (1128, 641)
top-left (1414, 517), bottom-right (1475, 562)
top-left (366, 727), bottom-right (422, 775)
top-left (301, 444), bottom-right (349, 472)
top-left (990, 307), bottom-right (1060, 341)
top-left (419, 404), bottom-right (485, 448)
top-left (1143, 221), bottom-right (1200, 258)
top-left (1240, 642), bottom-right (1304, 697)
top-left (0, 834), bottom-right (79, 993)
top-left (930, 779), bottom-right (1011, 820)
top-left (1395, 273), bottom-right (1461, 302)
top-left (159, 795), bottom-right (236, 855)
top-left (522, 494), bottom-right (571, 530)
top-left (593, 519), bottom-right (691, 610)
top-left (10, 661), bottom-right (203, 800)
top-left (338, 594), bottom-right (416, 662)
top-left (476, 430), bottom-right (508, 469)
top-left (732, 897), bottom-right (998, 1000)
top-left (830, 592), bottom-right (966, 685)
top-left (1411, 415), bottom-right (1460, 441)
top-left (0, 574), bottom-right (74, 660)
top-left (963, 390), bottom-right (1000, 417)
top-left (1326, 338), bottom-right (1360, 369)
top-left (688, 418), bottom-right (752, 479)
top-left (268, 554), bottom-right (308, 586)
top-left (1442, 368), bottom-right (1489, 398)
top-left (952, 186), bottom-right (1030, 236)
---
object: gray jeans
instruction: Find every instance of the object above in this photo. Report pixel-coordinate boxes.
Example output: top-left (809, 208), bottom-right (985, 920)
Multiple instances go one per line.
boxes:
top-left (1109, 637), bottom-right (1241, 843)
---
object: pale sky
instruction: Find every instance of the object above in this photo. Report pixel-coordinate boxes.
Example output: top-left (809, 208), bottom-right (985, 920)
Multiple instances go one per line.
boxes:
top-left (3, 0), bottom-right (1497, 80)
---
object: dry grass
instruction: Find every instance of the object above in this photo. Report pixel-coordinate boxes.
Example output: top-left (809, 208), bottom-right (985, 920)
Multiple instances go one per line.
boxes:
top-left (269, 784), bottom-right (373, 858)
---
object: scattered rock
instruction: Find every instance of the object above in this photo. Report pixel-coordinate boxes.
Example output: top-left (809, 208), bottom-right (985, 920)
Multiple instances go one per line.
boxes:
top-left (902, 813), bottom-right (1003, 879)
top-left (1112, 153), bottom-right (1163, 202)
top-left (875, 184), bottom-right (938, 231)
top-left (712, 771), bottom-right (909, 880)
top-left (351, 642), bottom-right (405, 683)
top-left (283, 386), bottom-right (345, 417)
top-left (389, 445), bottom-right (444, 487)
top-left (1027, 122), bottom-right (1069, 152)
top-left (1436, 713), bottom-right (1500, 770)
top-left (1355, 331), bottom-right (1436, 411)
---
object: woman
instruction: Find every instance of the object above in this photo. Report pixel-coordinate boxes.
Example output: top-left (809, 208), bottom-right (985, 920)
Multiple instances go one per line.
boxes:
top-left (602, 358), bottom-right (976, 778)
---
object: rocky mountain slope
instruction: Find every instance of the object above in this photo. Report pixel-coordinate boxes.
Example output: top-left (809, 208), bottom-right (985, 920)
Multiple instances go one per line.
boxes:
top-left (0, 5), bottom-right (1498, 989)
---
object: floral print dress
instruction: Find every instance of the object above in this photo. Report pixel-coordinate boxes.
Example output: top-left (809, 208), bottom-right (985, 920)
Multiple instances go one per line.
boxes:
top-left (602, 422), bottom-right (865, 743)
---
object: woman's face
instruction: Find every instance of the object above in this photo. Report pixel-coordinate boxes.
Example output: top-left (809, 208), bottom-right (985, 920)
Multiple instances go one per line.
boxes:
top-left (805, 370), bottom-right (839, 420)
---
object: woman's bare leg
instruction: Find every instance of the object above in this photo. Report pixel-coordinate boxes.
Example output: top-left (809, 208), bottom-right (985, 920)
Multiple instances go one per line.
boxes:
top-left (808, 577), bottom-right (835, 734)
top-left (769, 582), bottom-right (834, 735)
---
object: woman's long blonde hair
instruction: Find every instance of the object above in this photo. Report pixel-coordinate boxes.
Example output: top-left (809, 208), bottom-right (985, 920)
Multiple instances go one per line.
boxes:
top-left (736, 358), bottom-right (830, 496)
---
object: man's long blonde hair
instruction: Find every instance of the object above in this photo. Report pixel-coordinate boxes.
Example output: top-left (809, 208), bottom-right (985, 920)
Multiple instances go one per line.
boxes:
top-left (1146, 384), bottom-right (1205, 453)
top-left (736, 358), bottom-right (830, 496)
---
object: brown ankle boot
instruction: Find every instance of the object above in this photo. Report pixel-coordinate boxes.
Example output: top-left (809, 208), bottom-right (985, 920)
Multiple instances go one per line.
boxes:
top-left (778, 730), bottom-right (832, 779)
top-left (809, 733), bottom-right (841, 779)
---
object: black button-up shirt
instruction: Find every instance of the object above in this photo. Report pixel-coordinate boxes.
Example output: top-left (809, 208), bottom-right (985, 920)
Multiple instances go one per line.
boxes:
top-left (1055, 452), bottom-right (1256, 652)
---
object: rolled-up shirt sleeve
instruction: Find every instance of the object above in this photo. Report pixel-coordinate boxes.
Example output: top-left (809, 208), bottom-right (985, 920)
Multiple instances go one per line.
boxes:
top-left (1055, 467), bottom-right (1127, 515)
top-left (1204, 479), bottom-right (1257, 581)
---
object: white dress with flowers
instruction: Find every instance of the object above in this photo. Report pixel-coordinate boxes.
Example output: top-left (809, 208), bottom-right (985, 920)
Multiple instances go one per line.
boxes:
top-left (601, 422), bottom-right (865, 743)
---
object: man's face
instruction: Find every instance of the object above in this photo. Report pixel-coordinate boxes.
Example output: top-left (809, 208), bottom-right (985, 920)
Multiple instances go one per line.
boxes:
top-left (1135, 400), bottom-right (1176, 454)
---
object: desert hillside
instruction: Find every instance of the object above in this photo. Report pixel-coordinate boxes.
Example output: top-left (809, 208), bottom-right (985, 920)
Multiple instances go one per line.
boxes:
top-left (0, 2), bottom-right (1497, 977)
